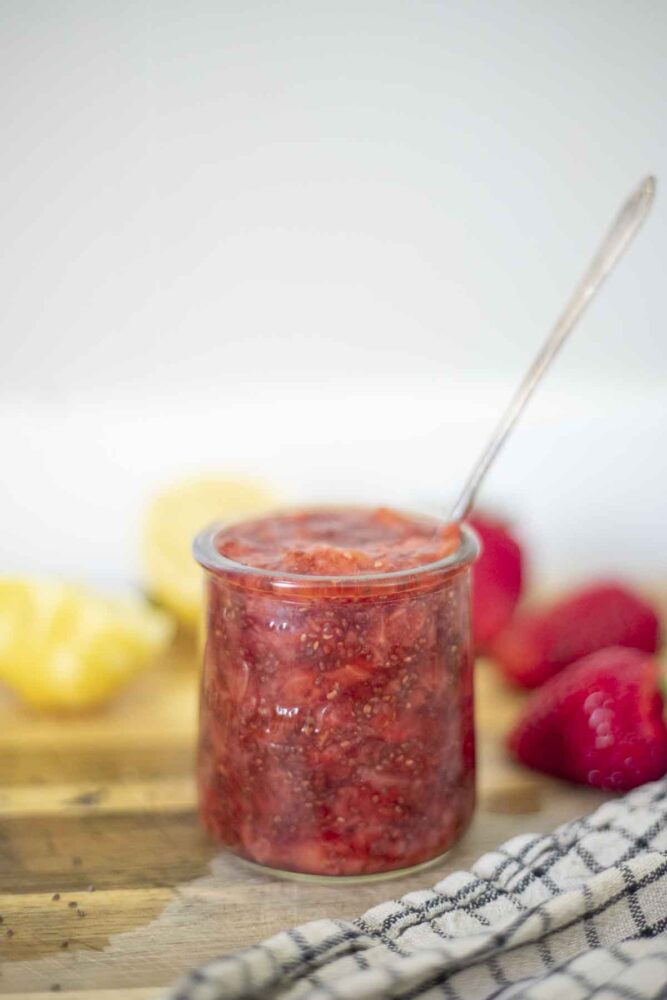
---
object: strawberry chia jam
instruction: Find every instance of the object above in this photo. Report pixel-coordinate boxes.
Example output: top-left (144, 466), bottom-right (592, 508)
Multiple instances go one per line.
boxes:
top-left (194, 507), bottom-right (479, 878)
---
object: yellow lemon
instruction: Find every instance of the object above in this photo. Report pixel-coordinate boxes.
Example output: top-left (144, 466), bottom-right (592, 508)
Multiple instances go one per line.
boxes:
top-left (0, 578), bottom-right (173, 710)
top-left (141, 475), bottom-right (277, 629)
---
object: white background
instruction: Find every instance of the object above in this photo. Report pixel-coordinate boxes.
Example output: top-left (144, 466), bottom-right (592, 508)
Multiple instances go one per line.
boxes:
top-left (1, 0), bottom-right (665, 588)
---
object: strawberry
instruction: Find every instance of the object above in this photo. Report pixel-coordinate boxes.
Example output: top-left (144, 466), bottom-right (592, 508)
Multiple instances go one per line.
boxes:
top-left (467, 515), bottom-right (524, 651)
top-left (508, 647), bottom-right (667, 791)
top-left (490, 582), bottom-right (661, 688)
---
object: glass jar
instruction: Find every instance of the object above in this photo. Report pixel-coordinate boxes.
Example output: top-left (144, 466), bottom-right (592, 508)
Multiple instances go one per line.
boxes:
top-left (194, 509), bottom-right (479, 880)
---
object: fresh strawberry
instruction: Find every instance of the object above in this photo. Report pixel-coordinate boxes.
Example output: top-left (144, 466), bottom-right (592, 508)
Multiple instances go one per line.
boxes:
top-left (490, 582), bottom-right (661, 688)
top-left (467, 515), bottom-right (524, 651)
top-left (508, 647), bottom-right (667, 791)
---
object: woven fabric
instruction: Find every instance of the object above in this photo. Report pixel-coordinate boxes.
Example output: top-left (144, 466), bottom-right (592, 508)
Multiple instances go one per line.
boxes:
top-left (166, 779), bottom-right (667, 1000)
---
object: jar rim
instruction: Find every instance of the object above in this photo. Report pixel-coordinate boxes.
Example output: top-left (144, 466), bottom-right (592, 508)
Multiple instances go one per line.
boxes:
top-left (192, 508), bottom-right (479, 592)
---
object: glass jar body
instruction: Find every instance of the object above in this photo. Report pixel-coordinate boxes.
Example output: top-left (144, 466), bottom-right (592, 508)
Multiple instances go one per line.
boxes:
top-left (196, 522), bottom-right (477, 879)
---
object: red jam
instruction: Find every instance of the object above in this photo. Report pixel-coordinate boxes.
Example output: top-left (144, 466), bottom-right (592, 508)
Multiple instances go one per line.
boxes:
top-left (196, 507), bottom-right (477, 877)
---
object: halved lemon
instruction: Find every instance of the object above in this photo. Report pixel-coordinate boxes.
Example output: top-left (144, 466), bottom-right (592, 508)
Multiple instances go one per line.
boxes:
top-left (0, 578), bottom-right (173, 710)
top-left (141, 475), bottom-right (277, 629)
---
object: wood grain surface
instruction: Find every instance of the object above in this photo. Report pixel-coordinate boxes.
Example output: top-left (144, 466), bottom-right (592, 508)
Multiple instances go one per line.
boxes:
top-left (0, 633), bottom-right (611, 999)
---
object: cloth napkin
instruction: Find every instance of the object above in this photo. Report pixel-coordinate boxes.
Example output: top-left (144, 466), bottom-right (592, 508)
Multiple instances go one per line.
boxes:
top-left (166, 779), bottom-right (667, 1000)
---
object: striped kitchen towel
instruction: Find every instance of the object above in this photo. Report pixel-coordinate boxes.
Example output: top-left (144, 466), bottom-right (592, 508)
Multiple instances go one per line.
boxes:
top-left (166, 779), bottom-right (667, 999)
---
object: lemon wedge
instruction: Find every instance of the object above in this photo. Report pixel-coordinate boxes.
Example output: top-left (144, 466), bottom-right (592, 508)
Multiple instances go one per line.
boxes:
top-left (0, 578), bottom-right (173, 710)
top-left (141, 475), bottom-right (277, 629)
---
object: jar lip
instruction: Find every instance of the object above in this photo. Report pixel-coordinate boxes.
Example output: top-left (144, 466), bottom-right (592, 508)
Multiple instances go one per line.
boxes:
top-left (193, 511), bottom-right (479, 589)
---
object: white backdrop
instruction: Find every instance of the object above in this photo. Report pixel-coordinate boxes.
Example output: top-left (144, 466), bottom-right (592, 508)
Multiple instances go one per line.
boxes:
top-left (1, 0), bottom-right (665, 587)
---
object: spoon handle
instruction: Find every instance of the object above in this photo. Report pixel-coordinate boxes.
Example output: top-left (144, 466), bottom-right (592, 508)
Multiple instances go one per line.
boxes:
top-left (449, 175), bottom-right (657, 523)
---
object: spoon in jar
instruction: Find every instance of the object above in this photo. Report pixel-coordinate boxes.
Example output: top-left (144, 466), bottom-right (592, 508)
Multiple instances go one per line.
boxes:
top-left (449, 175), bottom-right (656, 524)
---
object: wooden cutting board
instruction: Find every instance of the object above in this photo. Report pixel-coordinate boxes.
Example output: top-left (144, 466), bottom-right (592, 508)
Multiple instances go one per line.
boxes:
top-left (0, 635), bottom-right (612, 999)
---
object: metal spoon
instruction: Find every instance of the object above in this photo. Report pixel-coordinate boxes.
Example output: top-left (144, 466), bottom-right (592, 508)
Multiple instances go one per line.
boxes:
top-left (449, 175), bottom-right (657, 523)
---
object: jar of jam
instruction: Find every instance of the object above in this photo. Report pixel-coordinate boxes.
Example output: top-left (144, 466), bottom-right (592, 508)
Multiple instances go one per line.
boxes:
top-left (194, 506), bottom-right (479, 879)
